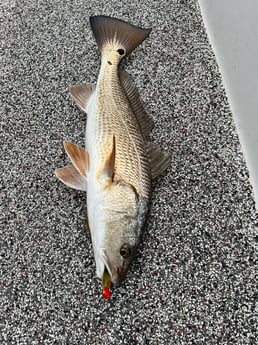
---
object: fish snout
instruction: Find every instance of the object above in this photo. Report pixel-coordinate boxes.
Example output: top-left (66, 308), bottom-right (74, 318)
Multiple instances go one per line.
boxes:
top-left (111, 265), bottom-right (127, 285)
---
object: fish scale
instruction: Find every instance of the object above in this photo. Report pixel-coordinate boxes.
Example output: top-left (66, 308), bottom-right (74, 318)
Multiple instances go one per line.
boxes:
top-left (91, 65), bottom-right (151, 199)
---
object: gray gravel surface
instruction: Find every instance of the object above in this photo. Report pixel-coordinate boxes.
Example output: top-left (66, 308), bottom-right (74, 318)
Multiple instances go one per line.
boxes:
top-left (1, 1), bottom-right (257, 344)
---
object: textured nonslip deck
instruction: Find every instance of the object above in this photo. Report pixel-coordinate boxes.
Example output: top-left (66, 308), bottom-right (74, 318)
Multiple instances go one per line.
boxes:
top-left (1, 1), bottom-right (257, 344)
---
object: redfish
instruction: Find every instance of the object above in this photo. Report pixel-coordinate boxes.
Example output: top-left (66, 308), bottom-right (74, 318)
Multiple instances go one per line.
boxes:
top-left (55, 16), bottom-right (169, 298)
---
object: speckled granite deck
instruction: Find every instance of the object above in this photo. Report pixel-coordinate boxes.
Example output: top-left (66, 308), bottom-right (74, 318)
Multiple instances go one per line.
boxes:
top-left (1, 1), bottom-right (257, 344)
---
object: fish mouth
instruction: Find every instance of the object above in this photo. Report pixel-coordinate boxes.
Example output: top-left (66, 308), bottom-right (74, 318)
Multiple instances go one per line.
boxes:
top-left (112, 265), bottom-right (127, 285)
top-left (100, 250), bottom-right (112, 276)
top-left (102, 264), bottom-right (126, 285)
top-left (102, 266), bottom-right (111, 288)
top-left (100, 250), bottom-right (126, 285)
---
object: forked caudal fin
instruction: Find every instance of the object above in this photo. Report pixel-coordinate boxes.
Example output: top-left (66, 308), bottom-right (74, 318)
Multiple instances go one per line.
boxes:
top-left (90, 15), bottom-right (151, 58)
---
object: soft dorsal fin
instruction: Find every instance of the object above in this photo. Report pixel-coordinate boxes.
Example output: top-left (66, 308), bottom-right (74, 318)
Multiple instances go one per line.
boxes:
top-left (146, 143), bottom-right (170, 179)
top-left (55, 165), bottom-right (87, 191)
top-left (64, 141), bottom-right (89, 178)
top-left (119, 70), bottom-right (153, 138)
top-left (69, 84), bottom-right (95, 112)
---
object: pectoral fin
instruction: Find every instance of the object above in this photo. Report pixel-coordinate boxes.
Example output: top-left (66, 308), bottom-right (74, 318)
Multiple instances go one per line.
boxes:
top-left (97, 136), bottom-right (116, 183)
top-left (146, 143), bottom-right (170, 179)
top-left (69, 84), bottom-right (95, 112)
top-left (55, 165), bottom-right (87, 191)
top-left (64, 141), bottom-right (89, 178)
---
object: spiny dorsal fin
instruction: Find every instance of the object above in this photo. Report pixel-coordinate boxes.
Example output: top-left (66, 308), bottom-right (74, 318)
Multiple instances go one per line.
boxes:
top-left (55, 165), bottom-right (87, 191)
top-left (69, 84), bottom-right (95, 112)
top-left (64, 141), bottom-right (89, 178)
top-left (84, 208), bottom-right (91, 239)
top-left (90, 16), bottom-right (151, 57)
top-left (119, 70), bottom-right (153, 138)
top-left (146, 143), bottom-right (170, 179)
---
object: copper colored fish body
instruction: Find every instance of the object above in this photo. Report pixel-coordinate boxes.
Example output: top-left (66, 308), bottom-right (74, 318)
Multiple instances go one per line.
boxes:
top-left (55, 16), bottom-right (169, 293)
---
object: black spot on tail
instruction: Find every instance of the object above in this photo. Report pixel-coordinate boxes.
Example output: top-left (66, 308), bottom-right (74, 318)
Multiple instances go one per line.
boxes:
top-left (117, 49), bottom-right (125, 56)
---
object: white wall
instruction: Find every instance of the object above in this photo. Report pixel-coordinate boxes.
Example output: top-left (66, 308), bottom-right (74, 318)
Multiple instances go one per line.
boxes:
top-left (198, 0), bottom-right (258, 208)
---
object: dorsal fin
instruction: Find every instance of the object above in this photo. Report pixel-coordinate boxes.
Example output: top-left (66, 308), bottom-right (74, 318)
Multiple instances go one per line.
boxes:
top-left (55, 165), bottom-right (87, 191)
top-left (63, 141), bottom-right (89, 178)
top-left (90, 16), bottom-right (151, 57)
top-left (146, 143), bottom-right (170, 179)
top-left (119, 70), bottom-right (153, 138)
top-left (69, 84), bottom-right (95, 112)
top-left (84, 208), bottom-right (91, 239)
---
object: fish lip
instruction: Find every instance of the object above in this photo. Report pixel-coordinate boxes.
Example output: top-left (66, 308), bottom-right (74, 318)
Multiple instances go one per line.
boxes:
top-left (100, 249), bottom-right (112, 277)
top-left (111, 265), bottom-right (127, 285)
top-left (101, 249), bottom-right (127, 285)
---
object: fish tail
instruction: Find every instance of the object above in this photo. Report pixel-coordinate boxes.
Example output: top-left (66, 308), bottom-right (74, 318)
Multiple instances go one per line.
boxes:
top-left (90, 15), bottom-right (151, 58)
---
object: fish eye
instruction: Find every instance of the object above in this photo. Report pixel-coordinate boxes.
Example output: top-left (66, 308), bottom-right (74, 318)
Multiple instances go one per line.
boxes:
top-left (120, 244), bottom-right (131, 258)
top-left (117, 48), bottom-right (125, 56)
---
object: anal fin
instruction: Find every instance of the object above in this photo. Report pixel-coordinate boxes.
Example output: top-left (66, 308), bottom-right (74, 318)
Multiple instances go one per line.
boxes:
top-left (69, 84), bottom-right (95, 112)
